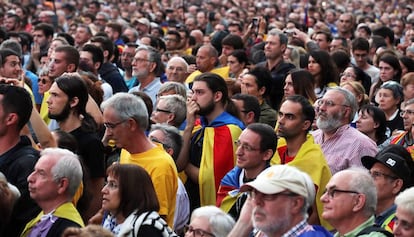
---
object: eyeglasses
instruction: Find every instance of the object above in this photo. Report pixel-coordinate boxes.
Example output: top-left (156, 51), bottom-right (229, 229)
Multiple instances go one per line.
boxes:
top-left (103, 120), bottom-right (126, 129)
top-left (104, 181), bottom-right (118, 190)
top-left (323, 188), bottom-right (359, 199)
top-left (369, 170), bottom-right (398, 180)
top-left (150, 137), bottom-right (171, 149)
top-left (400, 109), bottom-right (414, 117)
top-left (164, 37), bottom-right (178, 42)
top-left (184, 225), bottom-right (215, 237)
top-left (38, 78), bottom-right (50, 84)
top-left (317, 99), bottom-right (350, 108)
top-left (155, 108), bottom-right (172, 113)
top-left (339, 73), bottom-right (356, 78)
top-left (132, 57), bottom-right (151, 63)
top-left (234, 140), bottom-right (260, 152)
top-left (247, 189), bottom-right (298, 201)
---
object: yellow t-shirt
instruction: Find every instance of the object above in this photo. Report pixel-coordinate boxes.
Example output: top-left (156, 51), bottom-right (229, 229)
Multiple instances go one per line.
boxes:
top-left (39, 91), bottom-right (50, 125)
top-left (120, 144), bottom-right (178, 227)
top-left (185, 66), bottom-right (230, 84)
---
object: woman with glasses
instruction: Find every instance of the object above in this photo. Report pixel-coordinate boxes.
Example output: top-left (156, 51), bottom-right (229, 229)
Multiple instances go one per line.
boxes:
top-left (101, 163), bottom-right (177, 237)
top-left (339, 65), bottom-right (372, 95)
top-left (185, 206), bottom-right (234, 237)
top-left (375, 81), bottom-right (404, 133)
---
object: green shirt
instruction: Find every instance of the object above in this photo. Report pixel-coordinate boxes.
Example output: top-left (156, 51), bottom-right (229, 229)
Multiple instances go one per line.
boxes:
top-left (334, 216), bottom-right (388, 237)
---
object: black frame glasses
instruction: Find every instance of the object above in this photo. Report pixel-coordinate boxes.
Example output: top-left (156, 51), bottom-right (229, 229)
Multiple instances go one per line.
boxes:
top-left (323, 188), bottom-right (359, 199)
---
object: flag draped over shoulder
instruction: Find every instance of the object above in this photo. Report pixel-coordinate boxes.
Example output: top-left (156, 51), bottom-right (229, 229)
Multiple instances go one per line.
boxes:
top-left (195, 112), bottom-right (244, 206)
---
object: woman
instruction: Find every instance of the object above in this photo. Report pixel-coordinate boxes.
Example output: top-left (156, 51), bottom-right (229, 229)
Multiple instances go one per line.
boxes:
top-left (340, 65), bottom-right (372, 95)
top-left (370, 54), bottom-right (402, 103)
top-left (356, 104), bottom-right (388, 150)
top-left (307, 50), bottom-right (339, 98)
top-left (227, 49), bottom-right (249, 80)
top-left (401, 72), bottom-right (414, 102)
top-left (102, 164), bottom-right (177, 237)
top-left (284, 69), bottom-right (317, 104)
top-left (375, 81), bottom-right (404, 133)
top-left (185, 206), bottom-right (234, 237)
top-left (399, 56), bottom-right (414, 77)
top-left (37, 69), bottom-right (53, 98)
top-left (341, 81), bottom-right (369, 126)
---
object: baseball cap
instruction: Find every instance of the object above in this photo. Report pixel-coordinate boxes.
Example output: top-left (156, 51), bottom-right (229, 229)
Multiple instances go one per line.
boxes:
top-left (135, 17), bottom-right (150, 28)
top-left (240, 165), bottom-right (315, 201)
top-left (362, 152), bottom-right (411, 180)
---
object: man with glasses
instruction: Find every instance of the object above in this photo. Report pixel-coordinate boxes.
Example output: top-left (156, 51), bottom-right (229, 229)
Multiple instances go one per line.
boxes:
top-left (101, 92), bottom-right (178, 227)
top-left (313, 87), bottom-right (377, 174)
top-left (228, 165), bottom-right (332, 237)
top-left (273, 95), bottom-right (332, 228)
top-left (129, 46), bottom-right (163, 107)
top-left (165, 30), bottom-right (181, 51)
top-left (390, 98), bottom-right (414, 150)
top-left (217, 123), bottom-right (276, 219)
top-left (321, 168), bottom-right (391, 237)
top-left (362, 151), bottom-right (413, 233)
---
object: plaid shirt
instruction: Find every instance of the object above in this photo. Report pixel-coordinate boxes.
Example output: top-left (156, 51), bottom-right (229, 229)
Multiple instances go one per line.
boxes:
top-left (254, 219), bottom-right (314, 237)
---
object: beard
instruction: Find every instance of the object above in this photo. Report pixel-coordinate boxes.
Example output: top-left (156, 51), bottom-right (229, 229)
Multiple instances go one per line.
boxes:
top-left (316, 110), bottom-right (344, 132)
top-left (252, 206), bottom-right (291, 235)
top-left (48, 102), bottom-right (71, 122)
top-left (132, 68), bottom-right (149, 79)
top-left (197, 100), bottom-right (215, 116)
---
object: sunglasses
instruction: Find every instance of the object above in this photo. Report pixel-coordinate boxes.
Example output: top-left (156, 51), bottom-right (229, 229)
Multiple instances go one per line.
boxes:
top-left (38, 78), bottom-right (50, 84)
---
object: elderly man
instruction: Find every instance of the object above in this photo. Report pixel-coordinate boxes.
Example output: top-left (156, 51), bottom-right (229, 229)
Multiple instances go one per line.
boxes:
top-left (321, 168), bottom-right (392, 236)
top-left (228, 165), bottom-right (332, 237)
top-left (313, 87), bottom-right (377, 174)
top-left (362, 149), bottom-right (413, 232)
top-left (151, 94), bottom-right (186, 129)
top-left (21, 148), bottom-right (84, 237)
top-left (393, 187), bottom-right (414, 237)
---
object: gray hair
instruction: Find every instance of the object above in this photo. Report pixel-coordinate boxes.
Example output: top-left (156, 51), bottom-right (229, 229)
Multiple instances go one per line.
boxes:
top-left (328, 87), bottom-right (358, 122)
top-left (41, 148), bottom-right (83, 198)
top-left (343, 167), bottom-right (377, 217)
top-left (150, 123), bottom-right (183, 160)
top-left (267, 28), bottom-right (288, 45)
top-left (159, 94), bottom-right (187, 127)
top-left (158, 81), bottom-right (188, 99)
top-left (0, 39), bottom-right (22, 57)
top-left (167, 56), bottom-right (189, 72)
top-left (136, 46), bottom-right (163, 76)
top-left (380, 81), bottom-right (403, 101)
top-left (395, 187), bottom-right (414, 216)
top-left (101, 92), bottom-right (148, 131)
top-left (191, 206), bottom-right (235, 237)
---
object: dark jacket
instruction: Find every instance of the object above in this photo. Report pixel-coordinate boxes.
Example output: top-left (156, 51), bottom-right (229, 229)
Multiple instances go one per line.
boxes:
top-left (99, 62), bottom-right (128, 93)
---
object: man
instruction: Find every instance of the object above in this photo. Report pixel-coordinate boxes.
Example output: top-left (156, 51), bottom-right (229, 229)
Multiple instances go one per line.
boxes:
top-left (336, 13), bottom-right (355, 40)
top-left (79, 44), bottom-right (113, 101)
top-left (4, 14), bottom-right (21, 32)
top-left (104, 22), bottom-right (125, 50)
top-left (165, 30), bottom-right (181, 51)
top-left (0, 85), bottom-right (40, 237)
top-left (179, 73), bottom-right (244, 211)
top-left (165, 56), bottom-right (189, 84)
top-left (90, 36), bottom-right (128, 94)
top-left (330, 36), bottom-right (349, 52)
top-left (74, 24), bottom-right (93, 50)
top-left (227, 22), bottom-right (244, 37)
top-left (362, 150), bottom-right (413, 232)
top-left (231, 94), bottom-right (261, 126)
top-left (94, 12), bottom-right (109, 32)
top-left (393, 187), bottom-right (414, 237)
top-left (321, 168), bottom-right (390, 237)
top-left (32, 23), bottom-right (54, 57)
top-left (123, 27), bottom-right (139, 44)
top-left (391, 99), bottom-right (414, 150)
top-left (313, 87), bottom-right (377, 174)
top-left (256, 29), bottom-right (296, 110)
top-left (314, 31), bottom-right (332, 52)
top-left (217, 123), bottom-right (277, 219)
top-left (47, 74), bottom-right (105, 222)
top-left (151, 94), bottom-right (186, 128)
top-left (273, 95), bottom-right (332, 228)
top-left (185, 45), bottom-right (229, 86)
top-left (21, 148), bottom-right (84, 237)
top-left (148, 124), bottom-right (189, 233)
top-left (352, 37), bottom-right (380, 84)
top-left (228, 165), bottom-right (332, 237)
top-left (128, 46), bottom-right (163, 107)
top-left (120, 43), bottom-right (139, 90)
top-left (101, 93), bottom-right (178, 227)
top-left (219, 34), bottom-right (244, 67)
top-left (373, 26), bottom-right (395, 49)
top-left (240, 66), bottom-right (277, 127)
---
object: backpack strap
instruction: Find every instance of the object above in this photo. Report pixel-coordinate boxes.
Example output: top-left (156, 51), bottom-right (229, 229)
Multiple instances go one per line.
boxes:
top-left (356, 225), bottom-right (393, 237)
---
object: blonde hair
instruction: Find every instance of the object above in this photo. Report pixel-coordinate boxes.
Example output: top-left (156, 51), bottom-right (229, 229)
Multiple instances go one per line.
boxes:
top-left (340, 81), bottom-right (369, 107)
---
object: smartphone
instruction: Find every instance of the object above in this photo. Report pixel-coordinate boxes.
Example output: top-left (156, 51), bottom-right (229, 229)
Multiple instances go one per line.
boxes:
top-left (284, 29), bottom-right (295, 36)
top-left (252, 17), bottom-right (259, 27)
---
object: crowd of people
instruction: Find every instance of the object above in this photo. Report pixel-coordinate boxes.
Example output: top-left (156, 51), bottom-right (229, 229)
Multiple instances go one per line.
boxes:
top-left (1, 0), bottom-right (414, 236)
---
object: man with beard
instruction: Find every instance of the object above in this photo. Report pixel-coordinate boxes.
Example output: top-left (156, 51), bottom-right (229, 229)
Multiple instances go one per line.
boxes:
top-left (47, 74), bottom-right (105, 223)
top-left (178, 73), bottom-right (244, 211)
top-left (120, 43), bottom-right (139, 90)
top-left (129, 46), bottom-right (163, 107)
top-left (228, 165), bottom-right (332, 237)
top-left (272, 95), bottom-right (332, 229)
top-left (312, 87), bottom-right (377, 174)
